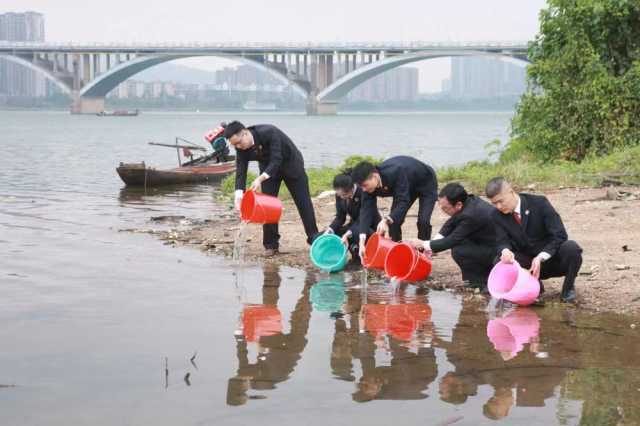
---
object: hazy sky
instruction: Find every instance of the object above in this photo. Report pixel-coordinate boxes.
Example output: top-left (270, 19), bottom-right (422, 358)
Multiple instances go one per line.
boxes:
top-left (3, 0), bottom-right (548, 91)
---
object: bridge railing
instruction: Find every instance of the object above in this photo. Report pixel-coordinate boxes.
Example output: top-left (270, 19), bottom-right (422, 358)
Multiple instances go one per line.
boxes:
top-left (0, 40), bottom-right (529, 51)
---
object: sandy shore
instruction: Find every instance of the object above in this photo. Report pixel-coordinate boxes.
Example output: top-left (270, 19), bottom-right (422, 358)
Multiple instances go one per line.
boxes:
top-left (128, 186), bottom-right (640, 317)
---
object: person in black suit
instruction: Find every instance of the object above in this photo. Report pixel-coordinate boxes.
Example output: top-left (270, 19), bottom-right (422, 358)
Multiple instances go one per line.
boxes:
top-left (324, 172), bottom-right (381, 262)
top-left (224, 121), bottom-right (319, 256)
top-left (485, 177), bottom-right (583, 303)
top-left (351, 157), bottom-right (438, 257)
top-left (406, 183), bottom-right (496, 288)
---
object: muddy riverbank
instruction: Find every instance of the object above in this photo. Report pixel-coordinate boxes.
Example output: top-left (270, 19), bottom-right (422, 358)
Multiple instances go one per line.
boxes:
top-left (130, 186), bottom-right (640, 317)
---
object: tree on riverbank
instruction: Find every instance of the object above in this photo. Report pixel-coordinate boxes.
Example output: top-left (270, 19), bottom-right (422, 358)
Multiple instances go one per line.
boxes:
top-left (512, 0), bottom-right (640, 161)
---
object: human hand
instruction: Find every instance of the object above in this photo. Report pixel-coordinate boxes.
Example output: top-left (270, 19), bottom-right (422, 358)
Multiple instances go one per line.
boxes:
top-left (249, 177), bottom-right (263, 191)
top-left (359, 240), bottom-right (366, 258)
top-left (376, 219), bottom-right (389, 236)
top-left (405, 238), bottom-right (424, 251)
top-left (530, 256), bottom-right (542, 279)
top-left (501, 248), bottom-right (515, 264)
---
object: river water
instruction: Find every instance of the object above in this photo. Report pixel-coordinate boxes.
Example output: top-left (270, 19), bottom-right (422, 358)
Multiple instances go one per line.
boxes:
top-left (1, 110), bottom-right (639, 425)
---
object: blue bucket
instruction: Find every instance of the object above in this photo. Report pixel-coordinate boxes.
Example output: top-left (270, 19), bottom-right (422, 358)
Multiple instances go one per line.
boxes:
top-left (309, 234), bottom-right (348, 273)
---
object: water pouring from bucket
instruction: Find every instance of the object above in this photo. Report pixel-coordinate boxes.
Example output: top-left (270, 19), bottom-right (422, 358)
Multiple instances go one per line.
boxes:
top-left (487, 261), bottom-right (541, 306)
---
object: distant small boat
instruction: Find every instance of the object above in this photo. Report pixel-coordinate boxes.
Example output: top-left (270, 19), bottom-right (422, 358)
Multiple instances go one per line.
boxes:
top-left (97, 109), bottom-right (140, 117)
top-left (242, 101), bottom-right (277, 111)
top-left (116, 160), bottom-right (235, 187)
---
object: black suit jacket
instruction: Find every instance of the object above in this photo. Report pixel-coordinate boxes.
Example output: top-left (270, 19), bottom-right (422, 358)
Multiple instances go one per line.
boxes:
top-left (329, 187), bottom-right (381, 233)
top-left (234, 124), bottom-right (305, 191)
top-left (491, 193), bottom-right (568, 258)
top-left (430, 195), bottom-right (496, 253)
top-left (359, 156), bottom-right (437, 235)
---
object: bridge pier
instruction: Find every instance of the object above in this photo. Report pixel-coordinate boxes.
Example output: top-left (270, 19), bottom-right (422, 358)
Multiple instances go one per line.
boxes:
top-left (306, 99), bottom-right (338, 116)
top-left (70, 95), bottom-right (105, 114)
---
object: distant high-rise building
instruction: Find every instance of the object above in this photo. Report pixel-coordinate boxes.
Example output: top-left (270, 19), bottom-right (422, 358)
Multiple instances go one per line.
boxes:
top-left (450, 57), bottom-right (526, 99)
top-left (0, 11), bottom-right (46, 97)
top-left (348, 66), bottom-right (419, 102)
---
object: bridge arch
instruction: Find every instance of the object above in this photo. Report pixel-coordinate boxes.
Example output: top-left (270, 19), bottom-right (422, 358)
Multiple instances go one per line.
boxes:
top-left (80, 54), bottom-right (310, 99)
top-left (316, 50), bottom-right (530, 103)
top-left (0, 54), bottom-right (72, 96)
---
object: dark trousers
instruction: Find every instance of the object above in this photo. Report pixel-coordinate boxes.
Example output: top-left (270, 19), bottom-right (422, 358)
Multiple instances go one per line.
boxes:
top-left (336, 223), bottom-right (375, 261)
top-left (451, 242), bottom-right (496, 286)
top-left (512, 240), bottom-right (583, 297)
top-left (389, 192), bottom-right (437, 242)
top-left (261, 172), bottom-right (319, 250)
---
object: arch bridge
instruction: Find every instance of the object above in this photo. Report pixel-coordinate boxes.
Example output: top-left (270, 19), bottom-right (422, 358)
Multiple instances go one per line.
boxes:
top-left (0, 41), bottom-right (529, 114)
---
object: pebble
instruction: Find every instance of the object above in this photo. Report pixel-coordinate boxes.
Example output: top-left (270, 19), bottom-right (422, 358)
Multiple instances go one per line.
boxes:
top-left (631, 324), bottom-right (637, 329)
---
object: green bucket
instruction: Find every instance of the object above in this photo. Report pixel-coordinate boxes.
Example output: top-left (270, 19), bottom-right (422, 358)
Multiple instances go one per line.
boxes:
top-left (310, 234), bottom-right (348, 273)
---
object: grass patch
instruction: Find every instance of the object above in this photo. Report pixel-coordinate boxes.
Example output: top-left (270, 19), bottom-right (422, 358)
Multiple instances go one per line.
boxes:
top-left (439, 145), bottom-right (640, 193)
top-left (219, 147), bottom-right (640, 199)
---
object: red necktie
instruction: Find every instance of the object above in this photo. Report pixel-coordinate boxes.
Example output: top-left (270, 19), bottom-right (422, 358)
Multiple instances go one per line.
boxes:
top-left (513, 212), bottom-right (522, 225)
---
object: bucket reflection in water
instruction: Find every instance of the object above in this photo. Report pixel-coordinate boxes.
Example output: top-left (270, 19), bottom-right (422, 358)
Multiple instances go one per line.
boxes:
top-left (310, 277), bottom-right (346, 312)
top-left (362, 303), bottom-right (432, 342)
top-left (241, 304), bottom-right (283, 342)
top-left (486, 308), bottom-right (540, 360)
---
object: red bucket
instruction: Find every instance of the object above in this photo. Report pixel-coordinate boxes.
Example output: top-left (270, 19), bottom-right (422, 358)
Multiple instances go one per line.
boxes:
top-left (240, 190), bottom-right (283, 224)
top-left (363, 233), bottom-right (398, 270)
top-left (384, 243), bottom-right (432, 282)
top-left (242, 304), bottom-right (282, 342)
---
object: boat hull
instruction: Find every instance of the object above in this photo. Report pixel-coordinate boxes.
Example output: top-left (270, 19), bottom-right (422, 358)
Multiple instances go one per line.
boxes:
top-left (116, 161), bottom-right (235, 187)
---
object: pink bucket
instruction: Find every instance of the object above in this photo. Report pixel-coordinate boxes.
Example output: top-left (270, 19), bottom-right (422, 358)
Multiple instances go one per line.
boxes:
top-left (487, 308), bottom-right (540, 357)
top-left (487, 261), bottom-right (540, 306)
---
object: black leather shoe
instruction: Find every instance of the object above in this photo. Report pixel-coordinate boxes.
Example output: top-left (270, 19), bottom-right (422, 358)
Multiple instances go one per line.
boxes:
top-left (531, 297), bottom-right (546, 307)
top-left (561, 289), bottom-right (577, 304)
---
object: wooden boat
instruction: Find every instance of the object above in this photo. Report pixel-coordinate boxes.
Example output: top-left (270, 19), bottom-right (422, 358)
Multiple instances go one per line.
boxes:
top-left (116, 160), bottom-right (235, 187)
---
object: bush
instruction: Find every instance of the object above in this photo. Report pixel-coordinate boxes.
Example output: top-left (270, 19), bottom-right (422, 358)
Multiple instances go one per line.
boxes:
top-left (511, 0), bottom-right (640, 161)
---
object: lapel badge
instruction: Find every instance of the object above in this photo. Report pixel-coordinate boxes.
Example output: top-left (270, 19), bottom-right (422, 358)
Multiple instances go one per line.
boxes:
top-left (525, 210), bottom-right (530, 216)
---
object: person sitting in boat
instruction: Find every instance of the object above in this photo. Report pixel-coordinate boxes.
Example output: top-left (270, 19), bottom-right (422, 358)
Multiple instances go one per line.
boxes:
top-left (205, 126), bottom-right (232, 163)
top-left (223, 121), bottom-right (319, 257)
top-left (324, 171), bottom-right (380, 263)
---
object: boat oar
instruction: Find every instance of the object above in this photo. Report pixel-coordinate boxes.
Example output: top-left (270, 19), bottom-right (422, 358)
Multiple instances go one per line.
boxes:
top-left (148, 142), bottom-right (207, 151)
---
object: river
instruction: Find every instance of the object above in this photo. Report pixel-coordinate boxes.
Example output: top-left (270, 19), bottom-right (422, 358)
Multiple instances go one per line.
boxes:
top-left (0, 110), bottom-right (638, 426)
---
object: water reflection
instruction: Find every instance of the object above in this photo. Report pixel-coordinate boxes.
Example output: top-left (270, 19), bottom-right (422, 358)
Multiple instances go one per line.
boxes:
top-left (227, 265), bottom-right (315, 406)
top-left (222, 267), bottom-right (640, 424)
top-left (487, 308), bottom-right (541, 360)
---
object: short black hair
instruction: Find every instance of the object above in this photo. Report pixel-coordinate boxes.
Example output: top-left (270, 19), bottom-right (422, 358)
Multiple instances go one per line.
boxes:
top-left (485, 177), bottom-right (507, 198)
top-left (438, 182), bottom-right (468, 205)
top-left (223, 121), bottom-right (245, 139)
top-left (351, 162), bottom-right (377, 185)
top-left (333, 173), bottom-right (353, 191)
